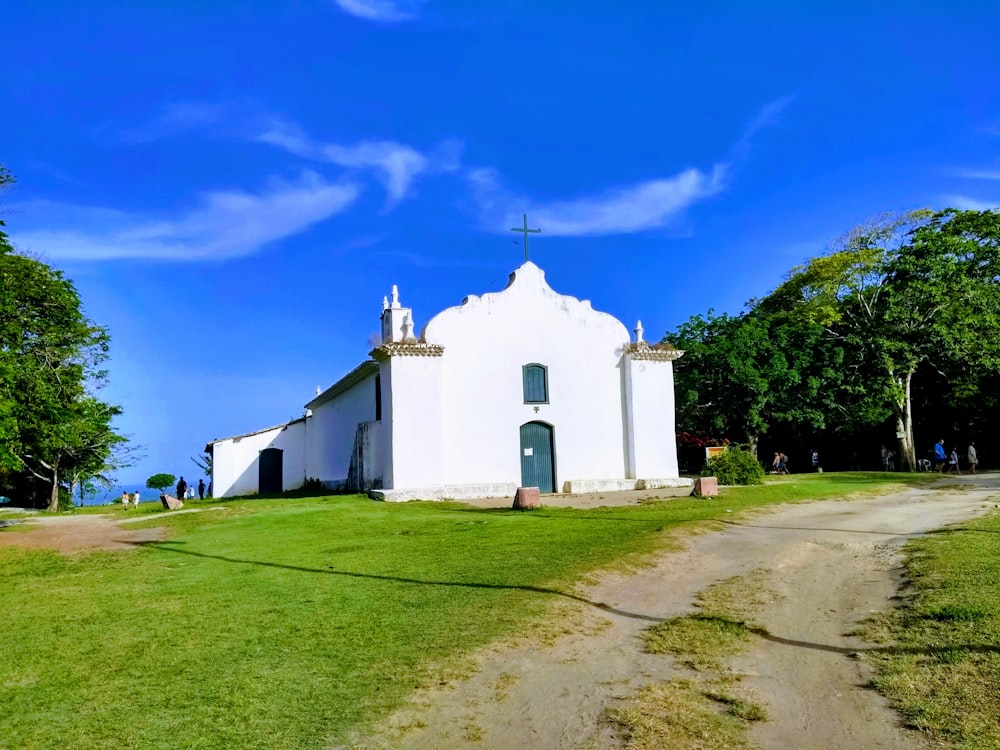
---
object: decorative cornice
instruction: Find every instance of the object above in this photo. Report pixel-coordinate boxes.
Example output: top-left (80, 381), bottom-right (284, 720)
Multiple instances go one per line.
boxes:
top-left (370, 340), bottom-right (445, 360)
top-left (623, 341), bottom-right (684, 361)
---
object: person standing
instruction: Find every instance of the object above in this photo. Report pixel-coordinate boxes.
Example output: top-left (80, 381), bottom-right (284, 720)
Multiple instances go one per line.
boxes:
top-left (968, 442), bottom-right (979, 474)
top-left (198, 479), bottom-right (205, 499)
top-left (176, 476), bottom-right (188, 501)
top-left (132, 491), bottom-right (140, 508)
top-left (881, 445), bottom-right (889, 471)
top-left (811, 449), bottom-right (821, 472)
top-left (934, 439), bottom-right (947, 473)
top-left (121, 491), bottom-right (130, 509)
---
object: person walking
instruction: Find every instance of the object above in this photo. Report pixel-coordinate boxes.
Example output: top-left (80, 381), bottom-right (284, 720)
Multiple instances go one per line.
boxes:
top-left (121, 491), bottom-right (130, 509)
top-left (968, 441), bottom-right (979, 474)
top-left (934, 439), bottom-right (947, 473)
top-left (947, 448), bottom-right (962, 475)
top-left (132, 491), bottom-right (140, 508)
top-left (176, 476), bottom-right (188, 501)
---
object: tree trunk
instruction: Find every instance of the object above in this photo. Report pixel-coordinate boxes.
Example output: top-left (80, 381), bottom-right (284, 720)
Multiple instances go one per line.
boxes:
top-left (47, 463), bottom-right (60, 512)
top-left (747, 433), bottom-right (759, 462)
top-left (893, 370), bottom-right (916, 472)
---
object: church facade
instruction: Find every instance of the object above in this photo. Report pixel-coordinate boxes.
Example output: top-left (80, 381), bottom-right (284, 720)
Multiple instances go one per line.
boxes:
top-left (207, 262), bottom-right (688, 500)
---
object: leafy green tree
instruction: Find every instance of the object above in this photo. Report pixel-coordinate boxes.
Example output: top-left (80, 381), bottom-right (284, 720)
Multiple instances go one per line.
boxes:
top-left (0, 167), bottom-right (125, 510)
top-left (664, 308), bottom-right (842, 459)
top-left (763, 209), bottom-right (1000, 470)
top-left (146, 473), bottom-right (176, 493)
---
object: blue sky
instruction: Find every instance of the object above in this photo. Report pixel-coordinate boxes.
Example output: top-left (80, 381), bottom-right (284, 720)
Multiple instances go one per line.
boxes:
top-left (3, 1), bottom-right (999, 486)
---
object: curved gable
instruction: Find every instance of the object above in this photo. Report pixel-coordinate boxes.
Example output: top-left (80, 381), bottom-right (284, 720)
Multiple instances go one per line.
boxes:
top-left (421, 261), bottom-right (630, 348)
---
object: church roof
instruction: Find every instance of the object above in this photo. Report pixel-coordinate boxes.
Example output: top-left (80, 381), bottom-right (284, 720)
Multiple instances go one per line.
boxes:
top-left (204, 415), bottom-right (308, 453)
top-left (305, 359), bottom-right (379, 410)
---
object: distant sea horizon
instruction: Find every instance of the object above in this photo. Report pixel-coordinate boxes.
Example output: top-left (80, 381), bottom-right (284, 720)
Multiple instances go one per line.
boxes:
top-left (78, 478), bottom-right (208, 507)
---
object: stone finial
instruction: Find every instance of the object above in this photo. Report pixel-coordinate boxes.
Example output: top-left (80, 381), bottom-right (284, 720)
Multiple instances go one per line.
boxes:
top-left (316, 386), bottom-right (322, 396)
top-left (402, 312), bottom-right (414, 340)
top-left (391, 284), bottom-right (400, 309)
top-left (382, 295), bottom-right (389, 311)
top-left (634, 320), bottom-right (645, 344)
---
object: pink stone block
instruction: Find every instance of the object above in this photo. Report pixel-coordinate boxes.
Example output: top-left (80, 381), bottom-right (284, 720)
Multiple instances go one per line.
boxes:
top-left (693, 477), bottom-right (719, 497)
top-left (512, 486), bottom-right (541, 510)
top-left (160, 494), bottom-right (185, 510)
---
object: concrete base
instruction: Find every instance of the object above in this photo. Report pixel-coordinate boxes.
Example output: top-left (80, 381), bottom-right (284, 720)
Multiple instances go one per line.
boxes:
top-left (369, 482), bottom-right (519, 503)
top-left (692, 476), bottom-right (719, 497)
top-left (561, 477), bottom-right (693, 494)
top-left (513, 486), bottom-right (541, 510)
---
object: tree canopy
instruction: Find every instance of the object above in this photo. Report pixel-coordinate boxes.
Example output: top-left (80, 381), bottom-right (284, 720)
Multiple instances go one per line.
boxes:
top-left (0, 168), bottom-right (126, 509)
top-left (666, 208), bottom-right (1000, 470)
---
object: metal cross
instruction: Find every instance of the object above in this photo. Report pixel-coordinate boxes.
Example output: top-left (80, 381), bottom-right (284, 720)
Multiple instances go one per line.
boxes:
top-left (510, 213), bottom-right (541, 262)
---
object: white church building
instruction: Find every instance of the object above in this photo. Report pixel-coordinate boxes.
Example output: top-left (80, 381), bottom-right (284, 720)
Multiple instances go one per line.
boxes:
top-left (206, 261), bottom-right (688, 501)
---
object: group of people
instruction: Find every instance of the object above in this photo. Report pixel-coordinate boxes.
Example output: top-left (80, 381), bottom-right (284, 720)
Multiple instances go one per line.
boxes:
top-left (121, 490), bottom-right (141, 509)
top-left (933, 439), bottom-right (979, 475)
top-left (174, 476), bottom-right (207, 501)
top-left (769, 450), bottom-right (822, 474)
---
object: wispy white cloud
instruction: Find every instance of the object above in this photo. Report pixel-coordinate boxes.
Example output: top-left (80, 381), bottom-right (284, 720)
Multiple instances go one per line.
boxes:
top-left (117, 101), bottom-right (234, 144)
top-left (469, 164), bottom-right (727, 237)
top-left (255, 118), bottom-right (457, 204)
top-left (941, 195), bottom-right (1000, 211)
top-left (465, 97), bottom-right (788, 238)
top-left (333, 0), bottom-right (421, 22)
top-left (731, 95), bottom-right (795, 158)
top-left (12, 171), bottom-right (360, 261)
top-left (952, 168), bottom-right (1000, 181)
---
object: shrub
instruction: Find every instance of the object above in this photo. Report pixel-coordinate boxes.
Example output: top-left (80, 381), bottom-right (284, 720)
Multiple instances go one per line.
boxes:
top-left (702, 447), bottom-right (765, 486)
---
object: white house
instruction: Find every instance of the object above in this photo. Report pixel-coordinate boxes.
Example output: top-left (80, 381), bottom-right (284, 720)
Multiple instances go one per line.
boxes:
top-left (206, 261), bottom-right (688, 500)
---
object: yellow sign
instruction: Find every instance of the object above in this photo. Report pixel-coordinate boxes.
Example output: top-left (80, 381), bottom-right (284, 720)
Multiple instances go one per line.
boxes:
top-left (706, 446), bottom-right (726, 460)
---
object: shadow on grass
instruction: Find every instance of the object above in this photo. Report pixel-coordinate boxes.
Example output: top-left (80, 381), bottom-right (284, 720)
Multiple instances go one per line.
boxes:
top-left (130, 540), bottom-right (666, 623)
top-left (718, 520), bottom-right (916, 536)
top-left (743, 625), bottom-right (1000, 658)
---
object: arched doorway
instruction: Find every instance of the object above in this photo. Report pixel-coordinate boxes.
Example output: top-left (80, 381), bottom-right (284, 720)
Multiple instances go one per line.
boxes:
top-left (259, 447), bottom-right (283, 495)
top-left (520, 421), bottom-right (555, 493)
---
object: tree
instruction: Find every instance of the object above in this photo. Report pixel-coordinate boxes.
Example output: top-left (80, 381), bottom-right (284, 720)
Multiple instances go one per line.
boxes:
top-left (762, 209), bottom-right (1000, 470)
top-left (664, 307), bottom-right (842, 460)
top-left (146, 473), bottom-right (176, 493)
top-left (0, 168), bottom-right (125, 510)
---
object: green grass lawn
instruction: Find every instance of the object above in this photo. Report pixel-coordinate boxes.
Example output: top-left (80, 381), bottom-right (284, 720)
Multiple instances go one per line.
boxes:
top-left (863, 510), bottom-right (1000, 749)
top-left (0, 472), bottom-right (934, 749)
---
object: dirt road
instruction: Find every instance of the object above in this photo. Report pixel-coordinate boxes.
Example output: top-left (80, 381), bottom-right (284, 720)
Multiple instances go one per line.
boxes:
top-left (359, 476), bottom-right (999, 749)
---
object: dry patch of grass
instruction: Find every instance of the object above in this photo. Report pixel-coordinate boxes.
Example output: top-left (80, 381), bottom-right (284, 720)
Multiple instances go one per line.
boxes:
top-left (606, 679), bottom-right (764, 750)
top-left (610, 572), bottom-right (773, 748)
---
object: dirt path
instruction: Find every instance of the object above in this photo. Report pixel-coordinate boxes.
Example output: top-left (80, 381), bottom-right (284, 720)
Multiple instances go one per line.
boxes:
top-left (357, 476), bottom-right (1000, 749)
top-left (0, 507), bottom-right (218, 554)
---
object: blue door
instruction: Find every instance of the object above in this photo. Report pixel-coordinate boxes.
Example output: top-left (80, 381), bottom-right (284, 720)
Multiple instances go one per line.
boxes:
top-left (520, 422), bottom-right (555, 493)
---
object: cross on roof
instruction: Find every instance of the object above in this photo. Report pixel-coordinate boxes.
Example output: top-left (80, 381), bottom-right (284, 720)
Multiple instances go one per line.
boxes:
top-left (510, 213), bottom-right (541, 262)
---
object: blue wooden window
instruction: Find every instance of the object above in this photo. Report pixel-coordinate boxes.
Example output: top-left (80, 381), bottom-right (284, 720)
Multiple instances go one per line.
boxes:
top-left (523, 364), bottom-right (548, 403)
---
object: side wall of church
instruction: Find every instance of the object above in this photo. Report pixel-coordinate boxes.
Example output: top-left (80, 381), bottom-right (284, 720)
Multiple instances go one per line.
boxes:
top-left (624, 357), bottom-right (680, 478)
top-left (211, 419), bottom-right (307, 498)
top-left (306, 376), bottom-right (379, 487)
top-left (379, 355), bottom-right (444, 489)
top-left (420, 263), bottom-right (631, 489)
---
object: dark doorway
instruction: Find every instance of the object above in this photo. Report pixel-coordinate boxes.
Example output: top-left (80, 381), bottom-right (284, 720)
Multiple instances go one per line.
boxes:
top-left (259, 448), bottom-right (283, 494)
top-left (520, 421), bottom-right (555, 493)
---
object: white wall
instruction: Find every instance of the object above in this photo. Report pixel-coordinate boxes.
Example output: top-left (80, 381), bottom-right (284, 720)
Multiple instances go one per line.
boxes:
top-left (418, 262), bottom-right (632, 489)
top-left (307, 375), bottom-right (379, 486)
top-left (380, 354), bottom-right (445, 489)
top-left (210, 419), bottom-right (307, 498)
top-left (625, 356), bottom-right (680, 479)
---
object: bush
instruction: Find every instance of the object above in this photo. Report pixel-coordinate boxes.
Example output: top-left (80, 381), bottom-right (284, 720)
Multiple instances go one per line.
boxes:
top-left (703, 447), bottom-right (765, 486)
